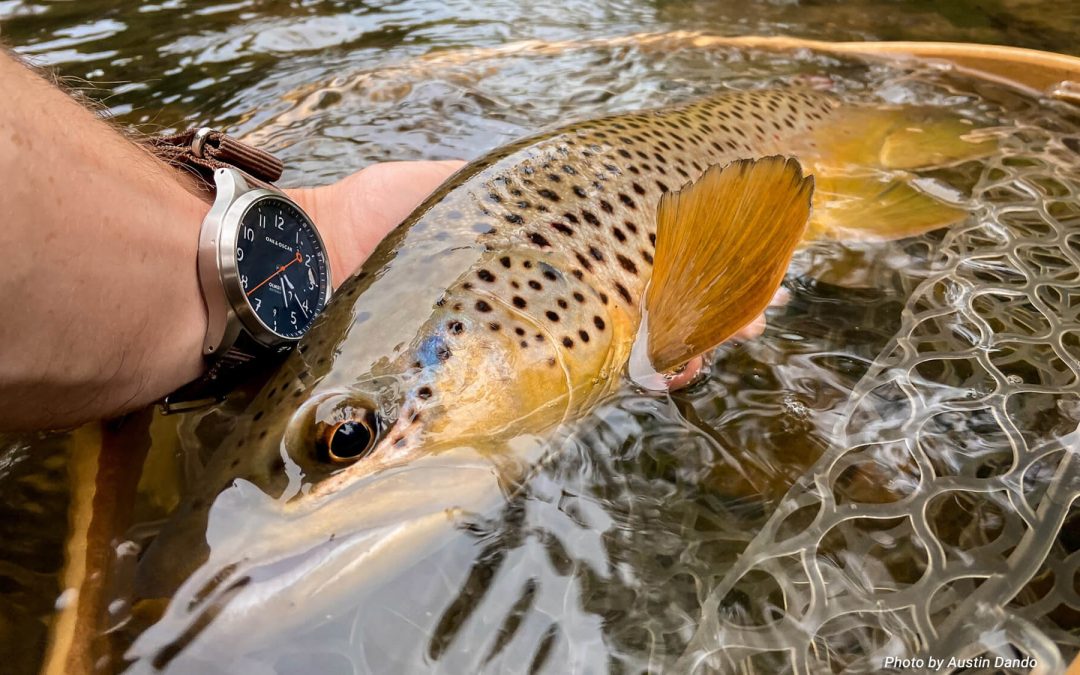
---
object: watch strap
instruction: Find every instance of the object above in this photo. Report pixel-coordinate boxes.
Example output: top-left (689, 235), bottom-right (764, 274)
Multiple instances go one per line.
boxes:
top-left (148, 128), bottom-right (284, 192)
top-left (152, 128), bottom-right (291, 414)
top-left (161, 331), bottom-right (286, 414)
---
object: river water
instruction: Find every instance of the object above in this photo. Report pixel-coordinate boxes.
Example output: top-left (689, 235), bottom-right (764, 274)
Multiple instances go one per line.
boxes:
top-left (1, 1), bottom-right (1079, 673)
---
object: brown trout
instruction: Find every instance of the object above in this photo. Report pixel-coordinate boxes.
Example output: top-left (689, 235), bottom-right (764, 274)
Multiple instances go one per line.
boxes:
top-left (127, 88), bottom-right (991, 667)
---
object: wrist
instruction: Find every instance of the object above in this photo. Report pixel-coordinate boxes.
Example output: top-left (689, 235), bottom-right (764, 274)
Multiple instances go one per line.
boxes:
top-left (143, 177), bottom-right (211, 404)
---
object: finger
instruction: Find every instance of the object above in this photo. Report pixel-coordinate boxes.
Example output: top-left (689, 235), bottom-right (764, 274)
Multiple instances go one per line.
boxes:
top-left (731, 313), bottom-right (767, 341)
top-left (664, 355), bottom-right (704, 391)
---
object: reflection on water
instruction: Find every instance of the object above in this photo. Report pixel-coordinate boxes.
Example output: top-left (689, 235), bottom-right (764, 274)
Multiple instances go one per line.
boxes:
top-left (1, 1), bottom-right (1080, 673)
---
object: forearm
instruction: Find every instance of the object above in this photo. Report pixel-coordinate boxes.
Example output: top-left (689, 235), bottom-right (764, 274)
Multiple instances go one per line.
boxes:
top-left (0, 51), bottom-right (207, 430)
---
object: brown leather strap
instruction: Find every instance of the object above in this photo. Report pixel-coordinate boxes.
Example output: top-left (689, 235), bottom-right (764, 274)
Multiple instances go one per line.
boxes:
top-left (147, 128), bottom-right (284, 191)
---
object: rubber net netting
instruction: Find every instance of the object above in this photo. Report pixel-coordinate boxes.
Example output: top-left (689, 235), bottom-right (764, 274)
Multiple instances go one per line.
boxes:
top-left (676, 95), bottom-right (1080, 673)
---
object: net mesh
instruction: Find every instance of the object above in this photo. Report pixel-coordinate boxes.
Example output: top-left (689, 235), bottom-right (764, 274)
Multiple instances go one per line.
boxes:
top-left (677, 94), bottom-right (1080, 673)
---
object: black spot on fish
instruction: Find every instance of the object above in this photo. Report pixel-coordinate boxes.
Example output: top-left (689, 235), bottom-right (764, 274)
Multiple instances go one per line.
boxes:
top-left (616, 254), bottom-right (638, 274)
top-left (573, 186), bottom-right (587, 198)
top-left (488, 192), bottom-right (502, 203)
top-left (523, 260), bottom-right (533, 269)
top-left (530, 232), bottom-right (552, 248)
top-left (546, 310), bottom-right (560, 322)
top-left (573, 291), bottom-right (585, 303)
top-left (562, 337), bottom-right (574, 348)
top-left (551, 221), bottom-right (573, 236)
top-left (615, 282), bottom-right (633, 304)
top-left (578, 330), bottom-right (590, 343)
top-left (617, 148), bottom-right (631, 159)
top-left (582, 211), bottom-right (600, 227)
top-left (476, 301), bottom-right (492, 313)
top-left (448, 320), bottom-right (464, 334)
top-left (618, 193), bottom-right (636, 209)
top-left (649, 232), bottom-right (657, 247)
top-left (612, 227), bottom-right (626, 243)
top-left (574, 252), bottom-right (593, 272)
top-left (528, 280), bottom-right (542, 290)
top-left (594, 316), bottom-right (606, 331)
top-left (557, 298), bottom-right (568, 309)
top-left (514, 327), bottom-right (526, 336)
top-left (599, 200), bottom-right (613, 213)
top-left (562, 165), bottom-right (576, 175)
top-left (572, 269), bottom-right (584, 280)
top-left (541, 266), bottom-right (558, 282)
top-left (500, 256), bottom-right (512, 268)
top-left (632, 182), bottom-right (646, 195)
top-left (656, 181), bottom-right (669, 193)
top-left (488, 322), bottom-right (500, 331)
top-left (642, 249), bottom-right (654, 265)
top-left (504, 213), bottom-right (524, 225)
top-left (599, 292), bottom-right (609, 305)
top-left (564, 213), bottom-right (580, 225)
top-left (589, 246), bottom-right (604, 262)
top-left (547, 173), bottom-right (562, 182)
top-left (478, 269), bottom-right (495, 282)
top-left (513, 296), bottom-right (527, 308)
top-left (538, 189), bottom-right (560, 202)
top-left (418, 387), bottom-right (432, 399)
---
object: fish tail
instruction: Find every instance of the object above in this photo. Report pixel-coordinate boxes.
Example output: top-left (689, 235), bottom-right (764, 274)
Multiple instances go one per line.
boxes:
top-left (805, 104), bottom-right (997, 242)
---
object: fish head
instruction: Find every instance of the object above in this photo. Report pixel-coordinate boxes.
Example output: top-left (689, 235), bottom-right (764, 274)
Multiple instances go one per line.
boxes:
top-left (129, 261), bottom-right (579, 666)
top-left (274, 280), bottom-right (580, 500)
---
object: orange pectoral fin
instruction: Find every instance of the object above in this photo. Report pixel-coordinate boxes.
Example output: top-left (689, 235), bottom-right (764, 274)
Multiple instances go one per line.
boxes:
top-left (644, 156), bottom-right (813, 373)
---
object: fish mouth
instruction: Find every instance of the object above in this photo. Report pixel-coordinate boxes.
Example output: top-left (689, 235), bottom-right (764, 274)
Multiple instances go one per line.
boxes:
top-left (124, 439), bottom-right (546, 671)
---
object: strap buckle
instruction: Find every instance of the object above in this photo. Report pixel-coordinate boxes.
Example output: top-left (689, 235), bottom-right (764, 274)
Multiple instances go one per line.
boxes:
top-left (191, 127), bottom-right (215, 159)
top-left (160, 393), bottom-right (225, 415)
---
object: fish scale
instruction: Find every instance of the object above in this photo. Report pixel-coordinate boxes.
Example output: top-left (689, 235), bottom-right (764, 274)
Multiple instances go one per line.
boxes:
top-left (401, 90), bottom-right (837, 428)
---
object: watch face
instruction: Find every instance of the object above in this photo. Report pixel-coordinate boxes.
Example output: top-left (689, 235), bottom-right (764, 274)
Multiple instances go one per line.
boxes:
top-left (233, 196), bottom-right (330, 339)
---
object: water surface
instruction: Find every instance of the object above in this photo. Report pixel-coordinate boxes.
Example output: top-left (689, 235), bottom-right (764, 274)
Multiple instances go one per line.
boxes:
top-left (1, 1), bottom-right (1079, 673)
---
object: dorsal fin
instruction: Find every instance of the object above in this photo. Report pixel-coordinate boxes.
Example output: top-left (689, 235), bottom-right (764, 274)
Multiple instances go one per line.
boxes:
top-left (645, 157), bottom-right (813, 372)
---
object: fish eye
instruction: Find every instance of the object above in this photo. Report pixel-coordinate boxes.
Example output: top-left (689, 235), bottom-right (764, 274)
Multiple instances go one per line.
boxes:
top-left (315, 407), bottom-right (380, 464)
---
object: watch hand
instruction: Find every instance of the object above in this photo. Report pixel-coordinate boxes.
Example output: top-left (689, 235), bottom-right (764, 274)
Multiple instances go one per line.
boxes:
top-left (246, 250), bottom-right (303, 297)
top-left (282, 273), bottom-right (309, 317)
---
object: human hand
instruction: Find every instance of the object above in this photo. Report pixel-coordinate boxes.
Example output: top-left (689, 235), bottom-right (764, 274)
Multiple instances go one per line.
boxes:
top-left (286, 160), bottom-right (465, 287)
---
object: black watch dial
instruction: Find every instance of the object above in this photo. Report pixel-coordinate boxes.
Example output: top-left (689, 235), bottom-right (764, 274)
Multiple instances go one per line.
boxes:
top-left (234, 196), bottom-right (330, 339)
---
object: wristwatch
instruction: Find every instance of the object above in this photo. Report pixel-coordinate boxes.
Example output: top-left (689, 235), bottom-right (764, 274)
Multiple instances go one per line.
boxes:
top-left (151, 128), bottom-right (332, 412)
